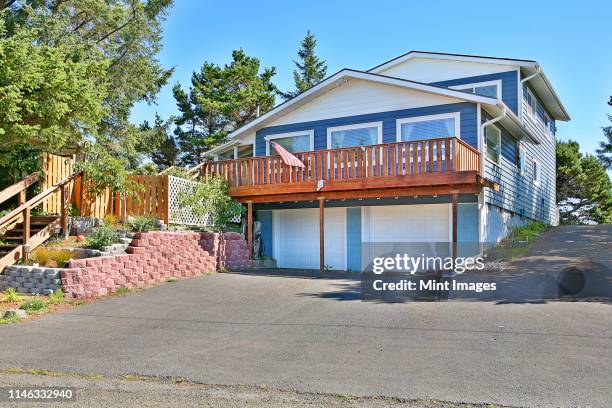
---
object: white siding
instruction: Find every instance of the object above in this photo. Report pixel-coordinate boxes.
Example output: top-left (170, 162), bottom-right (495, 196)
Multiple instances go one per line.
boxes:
top-left (268, 79), bottom-right (460, 127)
top-left (375, 58), bottom-right (517, 84)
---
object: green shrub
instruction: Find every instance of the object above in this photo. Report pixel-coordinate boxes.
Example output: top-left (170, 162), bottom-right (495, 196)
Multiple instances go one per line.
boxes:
top-left (19, 299), bottom-right (47, 313)
top-left (3, 288), bottom-right (22, 303)
top-left (115, 287), bottom-right (130, 295)
top-left (0, 311), bottom-right (21, 325)
top-left (505, 221), bottom-right (549, 244)
top-left (126, 216), bottom-right (158, 232)
top-left (85, 225), bottom-right (119, 249)
top-left (48, 288), bottom-right (64, 304)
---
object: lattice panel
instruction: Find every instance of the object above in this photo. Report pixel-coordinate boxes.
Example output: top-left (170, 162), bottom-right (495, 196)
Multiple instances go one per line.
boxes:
top-left (167, 176), bottom-right (242, 226)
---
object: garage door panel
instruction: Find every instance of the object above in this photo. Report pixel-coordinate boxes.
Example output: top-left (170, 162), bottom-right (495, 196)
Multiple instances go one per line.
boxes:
top-left (363, 204), bottom-right (450, 242)
top-left (273, 208), bottom-right (346, 270)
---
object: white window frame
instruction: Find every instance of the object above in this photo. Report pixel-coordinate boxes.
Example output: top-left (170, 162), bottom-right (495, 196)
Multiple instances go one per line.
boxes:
top-left (326, 121), bottom-right (383, 149)
top-left (214, 144), bottom-right (254, 161)
top-left (450, 79), bottom-right (502, 100)
top-left (484, 124), bottom-right (502, 165)
top-left (395, 112), bottom-right (461, 142)
top-left (517, 143), bottom-right (526, 176)
top-left (525, 87), bottom-right (538, 118)
top-left (532, 159), bottom-right (541, 186)
top-left (265, 130), bottom-right (314, 155)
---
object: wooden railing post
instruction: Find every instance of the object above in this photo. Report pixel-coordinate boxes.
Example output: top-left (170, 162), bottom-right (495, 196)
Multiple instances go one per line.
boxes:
top-left (247, 201), bottom-right (253, 259)
top-left (22, 206), bottom-right (30, 245)
top-left (60, 184), bottom-right (68, 238)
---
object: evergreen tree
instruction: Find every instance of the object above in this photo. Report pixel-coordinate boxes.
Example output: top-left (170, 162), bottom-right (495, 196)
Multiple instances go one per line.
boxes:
top-left (172, 49), bottom-right (276, 166)
top-left (596, 96), bottom-right (612, 169)
top-left (557, 140), bottom-right (612, 224)
top-left (279, 30), bottom-right (327, 100)
top-left (0, 0), bottom-right (174, 193)
top-left (145, 115), bottom-right (179, 169)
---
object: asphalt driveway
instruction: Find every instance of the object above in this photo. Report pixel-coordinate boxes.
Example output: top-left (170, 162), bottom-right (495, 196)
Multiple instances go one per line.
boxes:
top-left (0, 225), bottom-right (610, 407)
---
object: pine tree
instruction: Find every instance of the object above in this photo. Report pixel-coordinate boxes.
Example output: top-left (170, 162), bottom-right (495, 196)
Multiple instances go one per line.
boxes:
top-left (596, 96), bottom-right (612, 169)
top-left (146, 115), bottom-right (179, 169)
top-left (279, 30), bottom-right (327, 100)
top-left (557, 140), bottom-right (612, 224)
top-left (172, 50), bottom-right (276, 166)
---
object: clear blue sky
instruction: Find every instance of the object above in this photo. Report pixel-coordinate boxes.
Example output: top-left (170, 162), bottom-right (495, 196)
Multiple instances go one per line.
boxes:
top-left (130, 0), bottom-right (611, 155)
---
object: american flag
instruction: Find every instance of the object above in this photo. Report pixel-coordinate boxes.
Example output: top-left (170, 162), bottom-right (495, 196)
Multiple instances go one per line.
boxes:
top-left (269, 141), bottom-right (305, 168)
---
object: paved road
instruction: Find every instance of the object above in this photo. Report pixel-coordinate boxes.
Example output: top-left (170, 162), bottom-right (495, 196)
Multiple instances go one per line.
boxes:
top-left (0, 225), bottom-right (610, 407)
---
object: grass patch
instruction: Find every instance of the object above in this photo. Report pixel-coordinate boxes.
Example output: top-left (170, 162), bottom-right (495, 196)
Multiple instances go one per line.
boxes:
top-left (19, 299), bottom-right (48, 314)
top-left (115, 287), bottom-right (130, 296)
top-left (0, 312), bottom-right (21, 325)
top-left (2, 288), bottom-right (22, 303)
top-left (48, 288), bottom-right (64, 305)
top-left (30, 248), bottom-right (78, 267)
top-left (490, 221), bottom-right (550, 260)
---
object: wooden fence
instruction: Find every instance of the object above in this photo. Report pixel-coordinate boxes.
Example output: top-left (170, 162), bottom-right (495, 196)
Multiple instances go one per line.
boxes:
top-left (42, 154), bottom-right (170, 222)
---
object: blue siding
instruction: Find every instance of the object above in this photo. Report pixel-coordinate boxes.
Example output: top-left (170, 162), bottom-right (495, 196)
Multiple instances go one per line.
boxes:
top-left (430, 71), bottom-right (520, 114)
top-left (346, 208), bottom-right (361, 272)
top-left (457, 203), bottom-right (479, 243)
top-left (255, 102), bottom-right (478, 156)
top-left (255, 210), bottom-right (273, 257)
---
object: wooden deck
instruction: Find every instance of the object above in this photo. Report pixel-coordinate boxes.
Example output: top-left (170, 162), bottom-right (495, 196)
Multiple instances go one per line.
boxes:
top-left (200, 137), bottom-right (484, 202)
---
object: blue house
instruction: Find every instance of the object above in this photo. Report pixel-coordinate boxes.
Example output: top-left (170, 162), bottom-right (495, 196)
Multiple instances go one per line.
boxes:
top-left (201, 51), bottom-right (569, 271)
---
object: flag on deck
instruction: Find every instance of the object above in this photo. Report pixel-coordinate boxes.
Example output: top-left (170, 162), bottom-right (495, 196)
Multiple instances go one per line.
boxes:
top-left (269, 141), bottom-right (305, 168)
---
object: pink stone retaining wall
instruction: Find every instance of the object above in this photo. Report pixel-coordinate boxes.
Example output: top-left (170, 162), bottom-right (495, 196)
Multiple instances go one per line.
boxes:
top-left (61, 231), bottom-right (251, 298)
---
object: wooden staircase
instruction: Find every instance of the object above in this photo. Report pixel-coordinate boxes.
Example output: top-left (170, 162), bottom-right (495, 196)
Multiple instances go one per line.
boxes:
top-left (0, 172), bottom-right (81, 271)
top-left (0, 216), bottom-right (60, 258)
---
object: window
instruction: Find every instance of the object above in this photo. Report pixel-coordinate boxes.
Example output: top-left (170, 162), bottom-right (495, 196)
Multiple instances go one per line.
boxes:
top-left (525, 87), bottom-right (538, 117)
top-left (216, 150), bottom-right (234, 161)
top-left (236, 144), bottom-right (253, 158)
top-left (396, 113), bottom-right (459, 142)
top-left (265, 130), bottom-right (314, 155)
top-left (451, 80), bottom-right (501, 99)
top-left (533, 159), bottom-right (541, 186)
top-left (485, 125), bottom-right (501, 164)
top-left (327, 122), bottom-right (382, 149)
top-left (517, 143), bottom-right (526, 175)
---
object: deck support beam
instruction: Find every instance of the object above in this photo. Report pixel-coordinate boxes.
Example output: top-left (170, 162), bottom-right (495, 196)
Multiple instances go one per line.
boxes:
top-left (60, 184), bottom-right (68, 238)
top-left (319, 198), bottom-right (325, 271)
top-left (451, 192), bottom-right (458, 267)
top-left (247, 201), bottom-right (253, 259)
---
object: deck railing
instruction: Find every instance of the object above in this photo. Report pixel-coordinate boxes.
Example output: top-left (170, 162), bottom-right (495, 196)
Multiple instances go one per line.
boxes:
top-left (200, 137), bottom-right (480, 189)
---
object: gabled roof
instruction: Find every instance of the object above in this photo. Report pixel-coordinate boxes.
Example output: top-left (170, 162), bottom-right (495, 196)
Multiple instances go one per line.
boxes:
top-left (368, 51), bottom-right (570, 121)
top-left (220, 68), bottom-right (500, 148)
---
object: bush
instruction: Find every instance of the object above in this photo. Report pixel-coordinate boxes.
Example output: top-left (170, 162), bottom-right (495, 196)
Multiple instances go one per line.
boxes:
top-left (0, 311), bottom-right (21, 324)
top-left (48, 288), bottom-right (64, 304)
top-left (2, 288), bottom-right (22, 303)
top-left (126, 216), bottom-right (158, 232)
top-left (31, 248), bottom-right (78, 267)
top-left (20, 299), bottom-right (47, 313)
top-left (103, 214), bottom-right (119, 227)
top-left (85, 225), bottom-right (119, 250)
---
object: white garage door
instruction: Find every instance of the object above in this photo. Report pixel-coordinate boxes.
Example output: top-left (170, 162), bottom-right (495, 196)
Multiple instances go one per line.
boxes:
top-left (362, 204), bottom-right (451, 242)
top-left (273, 208), bottom-right (346, 270)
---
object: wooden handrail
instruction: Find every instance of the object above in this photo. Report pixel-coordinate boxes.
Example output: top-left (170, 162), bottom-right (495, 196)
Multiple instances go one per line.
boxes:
top-left (0, 172), bottom-right (40, 207)
top-left (0, 172), bottom-right (82, 229)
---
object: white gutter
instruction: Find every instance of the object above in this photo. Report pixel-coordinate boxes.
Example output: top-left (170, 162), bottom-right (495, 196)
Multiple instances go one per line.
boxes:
top-left (479, 107), bottom-right (507, 175)
top-left (520, 65), bottom-right (541, 85)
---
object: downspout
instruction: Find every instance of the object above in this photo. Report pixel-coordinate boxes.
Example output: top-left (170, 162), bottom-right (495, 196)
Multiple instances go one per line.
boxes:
top-left (519, 65), bottom-right (541, 122)
top-left (479, 107), bottom-right (507, 176)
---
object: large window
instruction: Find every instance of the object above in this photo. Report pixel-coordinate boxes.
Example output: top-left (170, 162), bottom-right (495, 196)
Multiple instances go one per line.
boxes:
top-left (485, 125), bottom-right (501, 164)
top-left (236, 144), bottom-right (253, 158)
top-left (451, 80), bottom-right (501, 99)
top-left (396, 113), bottom-right (459, 142)
top-left (327, 122), bottom-right (382, 148)
top-left (265, 130), bottom-right (313, 155)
